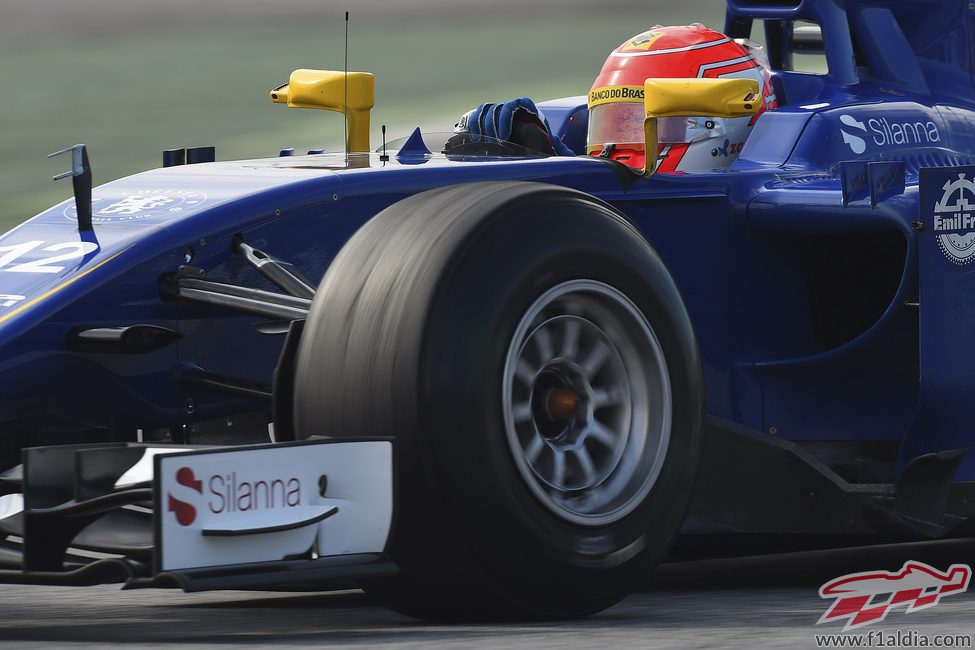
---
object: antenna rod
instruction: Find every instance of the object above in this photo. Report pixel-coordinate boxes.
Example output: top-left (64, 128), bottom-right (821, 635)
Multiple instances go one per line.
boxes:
top-left (344, 10), bottom-right (349, 159)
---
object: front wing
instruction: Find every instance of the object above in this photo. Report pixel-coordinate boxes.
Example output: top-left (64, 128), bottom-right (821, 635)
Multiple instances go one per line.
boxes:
top-left (0, 439), bottom-right (396, 591)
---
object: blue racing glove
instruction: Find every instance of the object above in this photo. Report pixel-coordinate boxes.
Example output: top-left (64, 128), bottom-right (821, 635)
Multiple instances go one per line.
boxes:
top-left (460, 97), bottom-right (575, 156)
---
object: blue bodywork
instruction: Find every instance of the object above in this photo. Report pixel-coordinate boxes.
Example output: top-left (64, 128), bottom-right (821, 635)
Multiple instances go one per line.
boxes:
top-left (1, 0), bottom-right (974, 498)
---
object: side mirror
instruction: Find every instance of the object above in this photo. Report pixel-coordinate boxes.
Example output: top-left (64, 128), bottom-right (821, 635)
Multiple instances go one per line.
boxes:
top-left (270, 69), bottom-right (375, 153)
top-left (642, 77), bottom-right (761, 177)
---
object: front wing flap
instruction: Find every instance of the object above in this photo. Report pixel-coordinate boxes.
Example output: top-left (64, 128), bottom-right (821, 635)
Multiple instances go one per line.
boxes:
top-left (0, 438), bottom-right (396, 591)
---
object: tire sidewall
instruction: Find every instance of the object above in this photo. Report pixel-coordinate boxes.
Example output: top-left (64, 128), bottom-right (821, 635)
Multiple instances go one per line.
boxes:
top-left (417, 193), bottom-right (702, 614)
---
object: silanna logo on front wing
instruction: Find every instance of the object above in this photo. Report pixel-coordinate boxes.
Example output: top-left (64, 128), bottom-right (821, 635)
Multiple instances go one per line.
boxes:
top-left (167, 466), bottom-right (302, 526)
top-left (839, 114), bottom-right (940, 154)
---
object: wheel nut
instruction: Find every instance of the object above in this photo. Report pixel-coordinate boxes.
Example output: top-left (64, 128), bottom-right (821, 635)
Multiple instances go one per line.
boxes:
top-left (547, 388), bottom-right (581, 419)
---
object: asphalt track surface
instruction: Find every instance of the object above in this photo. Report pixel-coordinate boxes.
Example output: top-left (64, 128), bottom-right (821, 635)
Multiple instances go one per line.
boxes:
top-left (1, 539), bottom-right (973, 649)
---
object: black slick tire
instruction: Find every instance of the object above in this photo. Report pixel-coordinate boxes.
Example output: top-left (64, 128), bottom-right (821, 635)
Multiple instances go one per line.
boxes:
top-left (293, 181), bottom-right (703, 621)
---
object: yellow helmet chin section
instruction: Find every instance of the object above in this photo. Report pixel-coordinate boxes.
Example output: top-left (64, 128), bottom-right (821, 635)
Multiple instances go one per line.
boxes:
top-left (588, 85), bottom-right (646, 109)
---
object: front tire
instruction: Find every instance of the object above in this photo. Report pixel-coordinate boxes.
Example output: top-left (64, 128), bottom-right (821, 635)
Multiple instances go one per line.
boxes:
top-left (293, 182), bottom-right (703, 621)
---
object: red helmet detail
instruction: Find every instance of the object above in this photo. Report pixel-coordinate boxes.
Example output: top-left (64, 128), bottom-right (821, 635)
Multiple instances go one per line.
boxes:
top-left (587, 24), bottom-right (777, 171)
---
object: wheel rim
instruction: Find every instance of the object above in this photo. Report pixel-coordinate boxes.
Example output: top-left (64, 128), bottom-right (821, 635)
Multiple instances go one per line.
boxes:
top-left (502, 279), bottom-right (672, 526)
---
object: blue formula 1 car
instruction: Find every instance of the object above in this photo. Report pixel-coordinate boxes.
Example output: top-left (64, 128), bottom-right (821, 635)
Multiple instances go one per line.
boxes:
top-left (0, 0), bottom-right (973, 622)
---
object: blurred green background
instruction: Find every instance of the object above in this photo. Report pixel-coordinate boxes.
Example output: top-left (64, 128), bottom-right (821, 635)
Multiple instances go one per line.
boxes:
top-left (0, 0), bottom-right (723, 230)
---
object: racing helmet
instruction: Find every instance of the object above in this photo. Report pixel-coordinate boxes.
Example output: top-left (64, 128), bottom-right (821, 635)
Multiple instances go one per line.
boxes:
top-left (587, 24), bottom-right (777, 172)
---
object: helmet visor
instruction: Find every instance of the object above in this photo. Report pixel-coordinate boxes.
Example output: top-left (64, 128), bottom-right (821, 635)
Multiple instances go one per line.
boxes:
top-left (589, 102), bottom-right (728, 150)
top-left (588, 102), bottom-right (646, 150)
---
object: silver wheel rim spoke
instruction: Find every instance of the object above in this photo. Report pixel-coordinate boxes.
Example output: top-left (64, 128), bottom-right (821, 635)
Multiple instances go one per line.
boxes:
top-left (584, 419), bottom-right (616, 448)
top-left (514, 359), bottom-right (536, 386)
top-left (534, 326), bottom-right (554, 362)
top-left (551, 450), bottom-right (567, 489)
top-left (574, 447), bottom-right (598, 485)
top-left (561, 319), bottom-right (580, 358)
top-left (512, 401), bottom-right (533, 423)
top-left (524, 435), bottom-right (544, 463)
top-left (502, 279), bottom-right (672, 526)
top-left (580, 340), bottom-right (611, 380)
top-left (591, 386), bottom-right (622, 409)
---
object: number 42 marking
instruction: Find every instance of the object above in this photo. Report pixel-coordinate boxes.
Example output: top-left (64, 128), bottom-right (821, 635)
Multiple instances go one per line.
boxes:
top-left (0, 240), bottom-right (99, 274)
